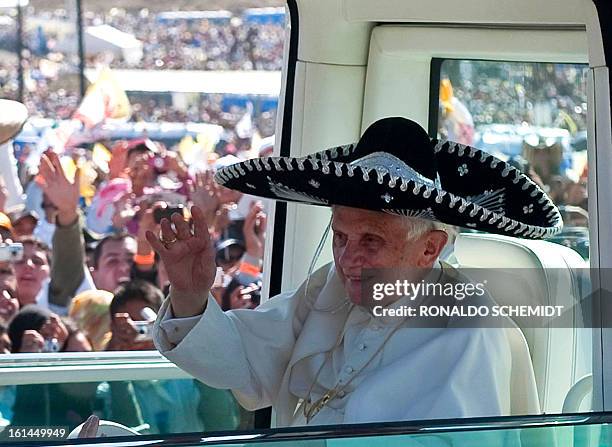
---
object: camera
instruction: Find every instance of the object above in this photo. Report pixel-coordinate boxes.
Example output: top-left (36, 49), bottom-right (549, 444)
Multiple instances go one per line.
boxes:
top-left (42, 338), bottom-right (60, 353)
top-left (133, 321), bottom-right (153, 342)
top-left (153, 204), bottom-right (185, 224)
top-left (133, 307), bottom-right (157, 342)
top-left (0, 243), bottom-right (23, 263)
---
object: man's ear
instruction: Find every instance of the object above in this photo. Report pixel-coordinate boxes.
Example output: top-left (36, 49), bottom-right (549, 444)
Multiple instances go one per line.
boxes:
top-left (417, 230), bottom-right (448, 267)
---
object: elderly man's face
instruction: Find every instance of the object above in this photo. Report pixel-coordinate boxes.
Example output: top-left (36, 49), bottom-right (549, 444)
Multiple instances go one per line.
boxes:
top-left (331, 206), bottom-right (447, 306)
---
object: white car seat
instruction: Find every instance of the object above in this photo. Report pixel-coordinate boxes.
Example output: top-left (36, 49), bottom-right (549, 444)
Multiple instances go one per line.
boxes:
top-left (454, 233), bottom-right (591, 413)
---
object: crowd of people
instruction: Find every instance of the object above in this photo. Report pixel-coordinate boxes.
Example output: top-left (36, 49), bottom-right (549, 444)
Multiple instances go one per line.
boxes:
top-left (439, 62), bottom-right (589, 252)
top-left (128, 94), bottom-right (277, 135)
top-left (442, 60), bottom-right (588, 135)
top-left (0, 123), bottom-right (271, 429)
top-left (0, 136), bottom-right (269, 352)
top-left (87, 8), bottom-right (284, 71)
top-left (0, 5), bottom-right (284, 123)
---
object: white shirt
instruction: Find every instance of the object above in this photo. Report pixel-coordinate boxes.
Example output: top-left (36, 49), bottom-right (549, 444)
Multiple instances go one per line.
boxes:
top-left (154, 262), bottom-right (539, 427)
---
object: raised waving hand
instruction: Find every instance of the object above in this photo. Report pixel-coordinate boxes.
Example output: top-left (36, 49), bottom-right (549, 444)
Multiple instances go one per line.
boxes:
top-left (145, 206), bottom-right (216, 317)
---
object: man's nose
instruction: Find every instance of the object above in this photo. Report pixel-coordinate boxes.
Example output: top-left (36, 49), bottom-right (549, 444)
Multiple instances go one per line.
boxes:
top-left (118, 260), bottom-right (131, 275)
top-left (338, 240), bottom-right (365, 268)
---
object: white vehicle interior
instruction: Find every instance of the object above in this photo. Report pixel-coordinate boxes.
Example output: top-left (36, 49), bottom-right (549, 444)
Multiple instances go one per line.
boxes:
top-left (265, 0), bottom-right (609, 419)
top-left (455, 233), bottom-right (591, 412)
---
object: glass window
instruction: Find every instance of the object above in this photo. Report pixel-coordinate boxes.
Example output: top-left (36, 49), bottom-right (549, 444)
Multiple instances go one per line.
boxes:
top-left (431, 58), bottom-right (593, 417)
top-left (0, 0), bottom-right (286, 436)
top-left (1, 413), bottom-right (608, 446)
top-left (3, 1), bottom-right (286, 352)
top-left (436, 60), bottom-right (589, 258)
top-left (0, 378), bottom-right (253, 435)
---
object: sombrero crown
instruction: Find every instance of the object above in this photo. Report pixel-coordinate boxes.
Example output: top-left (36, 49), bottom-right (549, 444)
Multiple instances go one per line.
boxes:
top-left (215, 117), bottom-right (562, 239)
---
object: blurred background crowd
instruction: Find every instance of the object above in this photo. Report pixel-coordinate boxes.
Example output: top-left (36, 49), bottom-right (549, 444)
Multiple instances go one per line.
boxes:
top-left (0, 1), bottom-right (283, 432)
top-left (0, 135), bottom-right (273, 354)
top-left (0, 0), bottom-right (284, 125)
top-left (0, 112), bottom-right (271, 432)
top-left (439, 60), bottom-right (589, 258)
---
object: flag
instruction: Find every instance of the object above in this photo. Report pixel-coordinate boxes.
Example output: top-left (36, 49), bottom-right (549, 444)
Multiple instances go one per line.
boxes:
top-left (73, 67), bottom-right (131, 128)
top-left (178, 135), bottom-right (200, 167)
top-left (196, 130), bottom-right (218, 154)
top-left (439, 79), bottom-right (475, 146)
top-left (59, 156), bottom-right (77, 182)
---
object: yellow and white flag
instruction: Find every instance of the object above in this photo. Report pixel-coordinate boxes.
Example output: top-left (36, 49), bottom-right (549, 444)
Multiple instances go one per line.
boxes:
top-left (73, 67), bottom-right (131, 128)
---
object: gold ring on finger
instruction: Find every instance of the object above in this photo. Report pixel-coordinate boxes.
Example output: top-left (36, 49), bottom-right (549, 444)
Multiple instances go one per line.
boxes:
top-left (161, 237), bottom-right (177, 249)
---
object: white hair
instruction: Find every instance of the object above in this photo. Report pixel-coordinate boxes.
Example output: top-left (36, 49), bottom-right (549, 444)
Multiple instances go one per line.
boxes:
top-left (328, 206), bottom-right (456, 244)
top-left (402, 216), bottom-right (457, 246)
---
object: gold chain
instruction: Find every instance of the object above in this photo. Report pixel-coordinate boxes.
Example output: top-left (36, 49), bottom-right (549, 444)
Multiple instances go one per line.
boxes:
top-left (302, 309), bottom-right (405, 423)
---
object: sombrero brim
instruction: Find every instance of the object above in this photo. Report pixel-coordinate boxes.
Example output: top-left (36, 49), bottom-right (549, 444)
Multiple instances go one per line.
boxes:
top-left (215, 139), bottom-right (562, 239)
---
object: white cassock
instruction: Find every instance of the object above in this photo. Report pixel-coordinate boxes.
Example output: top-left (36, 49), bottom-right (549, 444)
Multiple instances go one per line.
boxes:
top-left (153, 262), bottom-right (539, 427)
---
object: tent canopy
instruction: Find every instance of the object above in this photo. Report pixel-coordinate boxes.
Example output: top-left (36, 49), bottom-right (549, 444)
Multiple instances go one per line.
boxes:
top-left (86, 25), bottom-right (142, 51)
top-left (0, 0), bottom-right (28, 8)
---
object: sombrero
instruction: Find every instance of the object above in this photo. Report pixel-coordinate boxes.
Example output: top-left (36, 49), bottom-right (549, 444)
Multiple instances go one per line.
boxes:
top-left (214, 117), bottom-right (562, 239)
top-left (0, 99), bottom-right (28, 145)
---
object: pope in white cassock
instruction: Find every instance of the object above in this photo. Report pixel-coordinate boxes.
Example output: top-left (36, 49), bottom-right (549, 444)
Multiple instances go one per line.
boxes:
top-left (150, 117), bottom-right (562, 427)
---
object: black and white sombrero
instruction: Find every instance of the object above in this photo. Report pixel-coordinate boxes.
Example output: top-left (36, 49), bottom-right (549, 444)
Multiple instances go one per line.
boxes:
top-left (214, 117), bottom-right (562, 239)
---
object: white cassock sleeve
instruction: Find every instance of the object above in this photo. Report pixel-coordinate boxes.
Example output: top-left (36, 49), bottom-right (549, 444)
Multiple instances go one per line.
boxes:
top-left (0, 141), bottom-right (25, 210)
top-left (153, 283), bottom-right (313, 412)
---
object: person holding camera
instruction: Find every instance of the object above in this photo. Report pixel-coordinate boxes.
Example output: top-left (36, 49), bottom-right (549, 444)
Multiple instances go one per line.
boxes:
top-left (0, 261), bottom-right (18, 324)
top-left (103, 279), bottom-right (207, 434)
top-left (7, 305), bottom-right (90, 353)
top-left (105, 280), bottom-right (162, 352)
